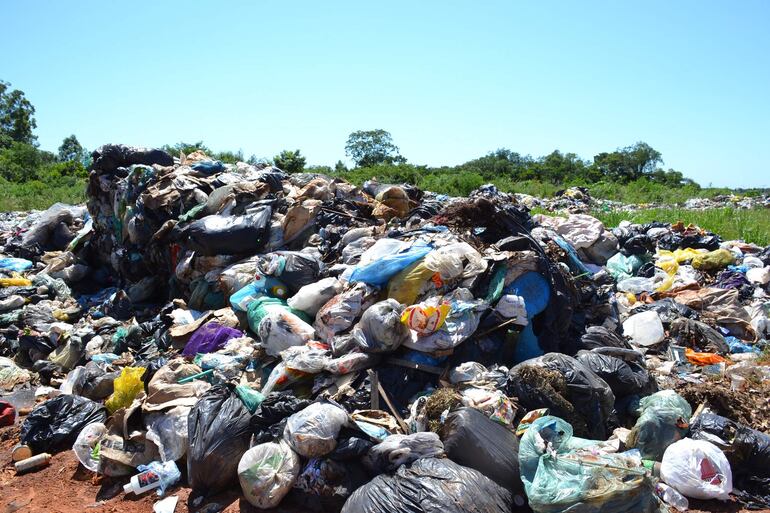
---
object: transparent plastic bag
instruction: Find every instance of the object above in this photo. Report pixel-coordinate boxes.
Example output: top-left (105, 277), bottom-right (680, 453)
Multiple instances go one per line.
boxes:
top-left (238, 440), bottom-right (300, 509)
top-left (284, 402), bottom-right (348, 458)
top-left (352, 299), bottom-right (410, 353)
top-left (363, 432), bottom-right (445, 473)
top-left (145, 406), bottom-right (189, 462)
top-left (423, 242), bottom-right (487, 280)
top-left (72, 422), bottom-right (107, 471)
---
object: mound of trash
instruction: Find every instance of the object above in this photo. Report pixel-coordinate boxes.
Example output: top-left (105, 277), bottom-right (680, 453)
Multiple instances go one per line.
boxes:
top-left (1, 143), bottom-right (769, 512)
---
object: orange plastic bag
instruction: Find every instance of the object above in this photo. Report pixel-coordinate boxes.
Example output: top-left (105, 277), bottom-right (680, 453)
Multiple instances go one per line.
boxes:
top-left (685, 347), bottom-right (726, 366)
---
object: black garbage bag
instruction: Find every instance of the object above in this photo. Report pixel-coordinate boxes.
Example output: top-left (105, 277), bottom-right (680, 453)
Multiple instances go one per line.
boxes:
top-left (330, 435), bottom-right (374, 461)
top-left (508, 353), bottom-right (616, 439)
top-left (250, 391), bottom-right (311, 445)
top-left (20, 394), bottom-right (107, 453)
top-left (440, 407), bottom-right (524, 496)
top-left (757, 246), bottom-right (770, 266)
top-left (341, 457), bottom-right (514, 513)
top-left (261, 251), bottom-right (324, 293)
top-left (182, 208), bottom-right (271, 256)
top-left (635, 298), bottom-right (698, 324)
top-left (670, 317), bottom-right (729, 353)
top-left (575, 348), bottom-right (656, 399)
top-left (73, 361), bottom-right (118, 400)
top-left (620, 234), bottom-right (654, 256)
top-left (658, 232), bottom-right (722, 252)
top-left (187, 384), bottom-right (253, 495)
top-left (577, 325), bottom-right (631, 351)
top-left (91, 144), bottom-right (174, 171)
top-left (690, 413), bottom-right (770, 508)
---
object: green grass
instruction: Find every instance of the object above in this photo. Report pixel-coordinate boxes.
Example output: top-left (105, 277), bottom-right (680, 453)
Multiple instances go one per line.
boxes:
top-left (584, 207), bottom-right (769, 245)
top-left (0, 179), bottom-right (86, 211)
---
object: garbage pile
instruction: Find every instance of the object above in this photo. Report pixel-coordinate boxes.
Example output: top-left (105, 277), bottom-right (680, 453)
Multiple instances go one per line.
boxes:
top-left (1, 143), bottom-right (770, 512)
top-left (515, 186), bottom-right (770, 214)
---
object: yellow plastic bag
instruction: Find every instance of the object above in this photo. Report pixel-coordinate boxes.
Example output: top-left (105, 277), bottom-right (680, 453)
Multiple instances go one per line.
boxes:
top-left (692, 249), bottom-right (735, 271)
top-left (387, 261), bottom-right (437, 305)
top-left (657, 248), bottom-right (702, 264)
top-left (105, 366), bottom-right (146, 414)
top-left (654, 258), bottom-right (679, 293)
top-left (0, 277), bottom-right (32, 287)
top-left (401, 302), bottom-right (450, 335)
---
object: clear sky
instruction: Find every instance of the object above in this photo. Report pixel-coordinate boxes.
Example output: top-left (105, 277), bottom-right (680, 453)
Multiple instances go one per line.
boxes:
top-left (4, 1), bottom-right (769, 187)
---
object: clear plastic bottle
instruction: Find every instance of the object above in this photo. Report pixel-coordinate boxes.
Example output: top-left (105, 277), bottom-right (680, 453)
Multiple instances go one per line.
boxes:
top-left (123, 461), bottom-right (181, 496)
top-left (655, 482), bottom-right (689, 512)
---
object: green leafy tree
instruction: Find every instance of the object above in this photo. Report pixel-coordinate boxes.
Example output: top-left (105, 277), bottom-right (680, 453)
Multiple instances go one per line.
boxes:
top-left (334, 160), bottom-right (347, 173)
top-left (345, 129), bottom-right (405, 167)
top-left (273, 149), bottom-right (306, 173)
top-left (213, 149), bottom-right (243, 164)
top-left (593, 142), bottom-right (663, 182)
top-left (161, 141), bottom-right (211, 158)
top-left (57, 134), bottom-right (85, 162)
top-left (0, 142), bottom-right (55, 182)
top-left (0, 80), bottom-right (37, 148)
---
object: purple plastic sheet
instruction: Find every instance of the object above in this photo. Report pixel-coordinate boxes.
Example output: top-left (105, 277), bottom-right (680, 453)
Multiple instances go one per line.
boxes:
top-left (714, 270), bottom-right (751, 290)
top-left (183, 322), bottom-right (243, 356)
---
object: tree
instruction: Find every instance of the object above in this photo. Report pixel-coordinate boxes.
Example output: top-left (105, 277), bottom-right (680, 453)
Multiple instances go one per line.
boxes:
top-left (334, 160), bottom-right (347, 173)
top-left (593, 142), bottom-right (663, 182)
top-left (0, 80), bottom-right (37, 148)
top-left (161, 141), bottom-right (211, 158)
top-left (0, 142), bottom-right (55, 182)
top-left (345, 129), bottom-right (405, 167)
top-left (273, 149), bottom-right (306, 174)
top-left (57, 134), bottom-right (85, 163)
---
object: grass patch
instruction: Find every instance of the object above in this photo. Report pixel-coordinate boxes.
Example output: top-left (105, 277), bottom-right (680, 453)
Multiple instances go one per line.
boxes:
top-left (0, 179), bottom-right (86, 211)
top-left (584, 207), bottom-right (769, 245)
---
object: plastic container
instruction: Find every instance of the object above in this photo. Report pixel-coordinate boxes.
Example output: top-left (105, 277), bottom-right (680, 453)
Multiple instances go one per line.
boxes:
top-left (655, 482), bottom-right (688, 512)
top-left (15, 453), bottom-right (51, 474)
top-left (123, 461), bottom-right (181, 496)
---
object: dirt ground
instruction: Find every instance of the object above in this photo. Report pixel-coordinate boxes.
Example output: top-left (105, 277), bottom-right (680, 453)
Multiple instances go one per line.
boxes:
top-left (1, 422), bottom-right (768, 513)
top-left (0, 424), bottom-right (306, 513)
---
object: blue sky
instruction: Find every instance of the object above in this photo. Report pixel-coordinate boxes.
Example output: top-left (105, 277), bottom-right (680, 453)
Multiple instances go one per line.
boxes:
top-left (4, 1), bottom-right (769, 187)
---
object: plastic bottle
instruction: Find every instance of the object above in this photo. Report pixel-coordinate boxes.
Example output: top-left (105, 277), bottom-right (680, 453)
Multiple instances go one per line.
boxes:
top-left (655, 482), bottom-right (689, 512)
top-left (15, 453), bottom-right (51, 474)
top-left (123, 461), bottom-right (181, 496)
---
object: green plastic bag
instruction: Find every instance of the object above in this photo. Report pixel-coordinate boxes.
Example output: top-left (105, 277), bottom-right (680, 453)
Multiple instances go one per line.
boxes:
top-left (691, 248), bottom-right (735, 271)
top-left (627, 390), bottom-right (692, 460)
top-left (235, 385), bottom-right (265, 413)
top-left (519, 416), bottom-right (657, 513)
top-left (105, 367), bottom-right (146, 414)
top-left (606, 253), bottom-right (650, 281)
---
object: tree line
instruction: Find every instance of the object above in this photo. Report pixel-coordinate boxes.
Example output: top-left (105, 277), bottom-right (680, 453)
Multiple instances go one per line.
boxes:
top-left (1, 79), bottom-right (695, 192)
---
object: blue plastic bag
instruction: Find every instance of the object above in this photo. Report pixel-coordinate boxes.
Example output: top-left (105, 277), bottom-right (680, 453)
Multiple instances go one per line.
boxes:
top-left (0, 257), bottom-right (33, 273)
top-left (725, 336), bottom-right (760, 354)
top-left (349, 243), bottom-right (432, 287)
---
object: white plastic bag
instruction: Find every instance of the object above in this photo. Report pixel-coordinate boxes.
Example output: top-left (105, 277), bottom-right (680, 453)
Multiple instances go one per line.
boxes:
top-left (623, 310), bottom-right (665, 347)
top-left (238, 440), bottom-right (300, 509)
top-left (660, 438), bottom-right (732, 500)
top-left (283, 402), bottom-right (348, 457)
top-left (423, 242), bottom-right (487, 280)
top-left (287, 277), bottom-right (342, 316)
